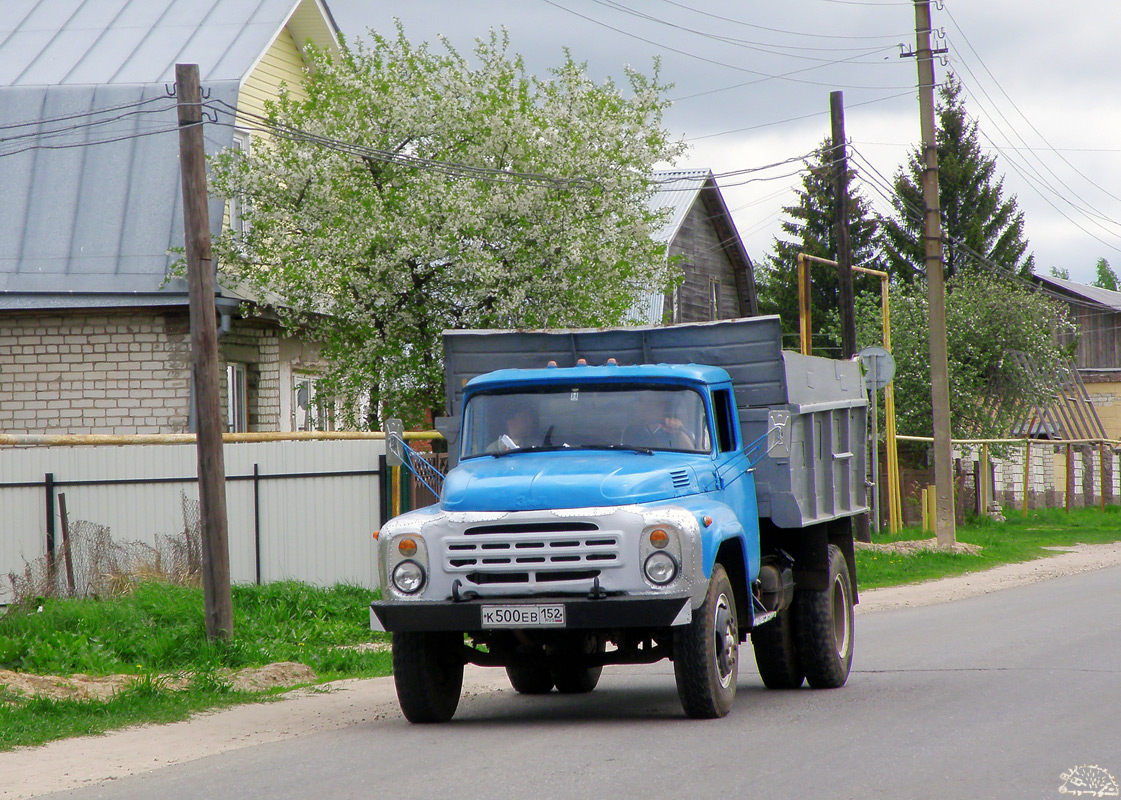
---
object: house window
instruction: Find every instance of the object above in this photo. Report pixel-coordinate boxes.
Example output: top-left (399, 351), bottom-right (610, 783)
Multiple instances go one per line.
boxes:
top-left (709, 279), bottom-right (721, 320)
top-left (293, 375), bottom-right (335, 431)
top-left (228, 130), bottom-right (251, 234)
top-left (227, 363), bottom-right (248, 433)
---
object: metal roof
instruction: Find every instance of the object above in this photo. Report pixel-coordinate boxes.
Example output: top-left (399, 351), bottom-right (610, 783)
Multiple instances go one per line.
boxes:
top-left (649, 168), bottom-right (710, 244)
top-left (1035, 274), bottom-right (1121, 313)
top-left (0, 0), bottom-right (338, 311)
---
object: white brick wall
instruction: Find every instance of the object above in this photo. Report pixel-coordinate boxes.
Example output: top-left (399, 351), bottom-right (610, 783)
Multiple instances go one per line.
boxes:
top-left (0, 309), bottom-right (286, 435)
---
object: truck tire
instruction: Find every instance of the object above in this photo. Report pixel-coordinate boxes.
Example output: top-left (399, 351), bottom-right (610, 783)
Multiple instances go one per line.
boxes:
top-left (392, 631), bottom-right (464, 723)
top-left (751, 607), bottom-right (805, 689)
top-left (551, 634), bottom-right (605, 694)
top-left (506, 664), bottom-right (555, 694)
top-left (794, 544), bottom-right (854, 689)
top-left (673, 563), bottom-right (738, 718)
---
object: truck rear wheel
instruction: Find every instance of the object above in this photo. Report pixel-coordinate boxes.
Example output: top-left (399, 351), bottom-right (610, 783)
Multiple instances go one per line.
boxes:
top-left (751, 606), bottom-right (805, 689)
top-left (673, 563), bottom-right (738, 718)
top-left (392, 631), bottom-right (464, 723)
top-left (551, 634), bottom-right (605, 694)
top-left (794, 544), bottom-right (854, 688)
top-left (506, 664), bottom-right (555, 694)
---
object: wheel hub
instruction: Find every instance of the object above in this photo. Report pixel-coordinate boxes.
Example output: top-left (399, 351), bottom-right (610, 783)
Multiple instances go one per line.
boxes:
top-left (713, 592), bottom-right (737, 688)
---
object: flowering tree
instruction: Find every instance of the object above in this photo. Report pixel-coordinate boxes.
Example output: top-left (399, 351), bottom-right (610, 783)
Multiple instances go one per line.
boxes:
top-left (211, 26), bottom-right (685, 425)
top-left (837, 272), bottom-right (1074, 441)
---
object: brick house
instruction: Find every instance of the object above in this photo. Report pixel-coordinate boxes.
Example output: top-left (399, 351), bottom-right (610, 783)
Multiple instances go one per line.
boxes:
top-left (0, 0), bottom-right (340, 436)
top-left (635, 169), bottom-right (758, 325)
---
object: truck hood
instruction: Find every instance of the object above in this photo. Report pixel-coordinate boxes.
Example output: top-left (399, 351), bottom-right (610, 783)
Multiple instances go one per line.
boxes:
top-left (441, 451), bottom-right (710, 512)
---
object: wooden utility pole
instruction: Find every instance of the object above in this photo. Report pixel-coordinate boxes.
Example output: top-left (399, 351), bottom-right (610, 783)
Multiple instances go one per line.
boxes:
top-left (830, 91), bottom-right (869, 543)
top-left (910, 3), bottom-right (956, 546)
top-left (830, 91), bottom-right (856, 361)
top-left (176, 63), bottom-right (233, 639)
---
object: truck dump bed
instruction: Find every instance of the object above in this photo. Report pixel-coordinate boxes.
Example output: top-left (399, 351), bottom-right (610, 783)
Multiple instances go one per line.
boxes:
top-left (442, 316), bottom-right (867, 529)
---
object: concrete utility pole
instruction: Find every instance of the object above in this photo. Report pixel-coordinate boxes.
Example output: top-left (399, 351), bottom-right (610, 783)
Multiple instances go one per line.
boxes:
top-left (909, 3), bottom-right (956, 546)
top-left (176, 63), bottom-right (234, 639)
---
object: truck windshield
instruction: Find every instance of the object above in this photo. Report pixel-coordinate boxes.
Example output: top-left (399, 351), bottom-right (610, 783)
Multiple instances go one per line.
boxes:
top-left (461, 385), bottom-right (711, 459)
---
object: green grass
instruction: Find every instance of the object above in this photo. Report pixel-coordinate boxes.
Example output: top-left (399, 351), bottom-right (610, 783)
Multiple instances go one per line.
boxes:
top-left (0, 581), bottom-right (390, 750)
top-left (2, 506), bottom-right (1119, 749)
top-left (854, 505), bottom-right (1121, 589)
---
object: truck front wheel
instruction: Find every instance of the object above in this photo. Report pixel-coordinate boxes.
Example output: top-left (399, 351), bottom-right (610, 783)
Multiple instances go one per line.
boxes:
top-left (392, 631), bottom-right (465, 723)
top-left (794, 544), bottom-right (854, 688)
top-left (673, 563), bottom-right (738, 718)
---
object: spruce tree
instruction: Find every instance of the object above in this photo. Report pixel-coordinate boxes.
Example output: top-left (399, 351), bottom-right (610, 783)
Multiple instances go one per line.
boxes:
top-left (755, 138), bottom-right (885, 354)
top-left (881, 74), bottom-right (1035, 281)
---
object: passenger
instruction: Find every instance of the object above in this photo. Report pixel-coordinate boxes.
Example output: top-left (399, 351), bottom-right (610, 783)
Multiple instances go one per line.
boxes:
top-left (622, 393), bottom-right (694, 450)
top-left (487, 405), bottom-right (540, 453)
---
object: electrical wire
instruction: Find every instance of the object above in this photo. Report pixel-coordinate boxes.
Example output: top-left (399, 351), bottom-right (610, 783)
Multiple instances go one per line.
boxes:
top-left (540, 0), bottom-right (915, 91)
top-left (684, 90), bottom-right (913, 140)
top-left (655, 0), bottom-right (911, 41)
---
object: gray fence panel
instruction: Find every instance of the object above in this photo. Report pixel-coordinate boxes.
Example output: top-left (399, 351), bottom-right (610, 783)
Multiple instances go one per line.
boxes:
top-left (0, 439), bottom-right (386, 604)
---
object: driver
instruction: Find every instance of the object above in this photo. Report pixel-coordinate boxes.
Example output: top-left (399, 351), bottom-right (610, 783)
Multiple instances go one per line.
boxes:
top-left (622, 392), bottom-right (694, 450)
top-left (487, 405), bottom-right (540, 453)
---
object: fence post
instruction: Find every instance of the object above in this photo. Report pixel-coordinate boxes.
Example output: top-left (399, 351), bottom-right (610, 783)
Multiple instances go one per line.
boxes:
top-left (1022, 441), bottom-right (1030, 518)
top-left (1100, 442), bottom-right (1107, 512)
top-left (253, 463), bottom-right (262, 585)
top-left (44, 472), bottom-right (56, 582)
top-left (1065, 443), bottom-right (1073, 514)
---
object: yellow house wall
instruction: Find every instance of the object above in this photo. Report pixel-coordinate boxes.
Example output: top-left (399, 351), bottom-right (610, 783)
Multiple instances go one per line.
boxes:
top-left (238, 25), bottom-right (310, 123)
top-left (1081, 380), bottom-right (1121, 441)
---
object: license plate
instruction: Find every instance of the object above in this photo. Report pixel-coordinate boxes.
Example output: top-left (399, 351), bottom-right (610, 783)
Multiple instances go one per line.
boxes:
top-left (481, 604), bottom-right (566, 628)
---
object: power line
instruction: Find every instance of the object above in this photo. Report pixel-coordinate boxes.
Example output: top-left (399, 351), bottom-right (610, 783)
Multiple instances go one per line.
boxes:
top-left (590, 0), bottom-right (900, 57)
top-left (540, 0), bottom-right (914, 91)
top-left (655, 0), bottom-right (911, 41)
top-left (684, 90), bottom-right (913, 140)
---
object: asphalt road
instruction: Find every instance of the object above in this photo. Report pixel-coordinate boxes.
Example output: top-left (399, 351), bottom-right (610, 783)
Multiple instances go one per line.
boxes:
top-left (36, 565), bottom-right (1121, 800)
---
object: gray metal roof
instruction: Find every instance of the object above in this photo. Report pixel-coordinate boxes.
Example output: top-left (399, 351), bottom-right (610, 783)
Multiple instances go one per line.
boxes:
top-left (0, 0), bottom-right (322, 86)
top-left (649, 168), bottom-right (710, 244)
top-left (1035, 274), bottom-right (1121, 313)
top-left (0, 0), bottom-right (337, 311)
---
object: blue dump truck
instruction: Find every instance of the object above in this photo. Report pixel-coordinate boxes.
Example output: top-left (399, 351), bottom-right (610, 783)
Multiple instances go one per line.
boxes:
top-left (371, 316), bottom-right (867, 722)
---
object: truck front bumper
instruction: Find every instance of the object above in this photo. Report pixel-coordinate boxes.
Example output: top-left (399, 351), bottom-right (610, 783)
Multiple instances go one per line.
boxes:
top-left (370, 594), bottom-right (692, 632)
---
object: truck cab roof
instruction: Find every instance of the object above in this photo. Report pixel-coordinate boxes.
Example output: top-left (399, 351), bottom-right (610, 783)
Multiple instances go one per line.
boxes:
top-left (466, 362), bottom-right (733, 392)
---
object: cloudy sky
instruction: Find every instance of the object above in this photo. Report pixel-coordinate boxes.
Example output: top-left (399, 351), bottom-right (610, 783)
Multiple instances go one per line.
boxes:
top-left (326, 0), bottom-right (1121, 284)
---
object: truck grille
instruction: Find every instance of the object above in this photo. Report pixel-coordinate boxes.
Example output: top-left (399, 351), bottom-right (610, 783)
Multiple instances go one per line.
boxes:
top-left (443, 523), bottom-right (620, 587)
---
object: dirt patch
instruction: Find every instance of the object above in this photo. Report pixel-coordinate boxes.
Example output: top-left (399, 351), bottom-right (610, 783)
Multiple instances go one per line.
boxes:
top-left (855, 537), bottom-right (982, 556)
top-left (0, 661), bottom-right (316, 703)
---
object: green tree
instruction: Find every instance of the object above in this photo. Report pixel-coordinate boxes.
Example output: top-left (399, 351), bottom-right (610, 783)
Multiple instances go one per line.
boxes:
top-left (844, 272), bottom-right (1073, 440)
top-left (1092, 258), bottom-right (1118, 291)
top-left (1050, 266), bottom-right (1071, 280)
top-left (881, 74), bottom-right (1035, 281)
top-left (755, 138), bottom-right (885, 355)
top-left (210, 27), bottom-right (684, 425)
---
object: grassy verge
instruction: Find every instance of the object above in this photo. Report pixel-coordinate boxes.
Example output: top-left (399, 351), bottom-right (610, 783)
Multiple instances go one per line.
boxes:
top-left (3, 506), bottom-right (1120, 749)
top-left (0, 581), bottom-right (390, 750)
top-left (854, 505), bottom-right (1121, 589)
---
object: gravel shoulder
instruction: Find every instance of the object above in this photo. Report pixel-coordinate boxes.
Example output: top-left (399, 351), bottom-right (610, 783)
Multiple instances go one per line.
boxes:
top-left (4, 540), bottom-right (1121, 799)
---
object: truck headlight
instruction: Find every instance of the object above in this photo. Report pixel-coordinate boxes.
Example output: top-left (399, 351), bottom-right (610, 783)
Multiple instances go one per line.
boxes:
top-left (644, 551), bottom-right (678, 585)
top-left (392, 560), bottom-right (426, 594)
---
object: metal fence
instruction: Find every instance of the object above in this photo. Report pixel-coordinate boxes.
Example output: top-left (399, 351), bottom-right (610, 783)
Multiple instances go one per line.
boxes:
top-left (0, 437), bottom-right (389, 604)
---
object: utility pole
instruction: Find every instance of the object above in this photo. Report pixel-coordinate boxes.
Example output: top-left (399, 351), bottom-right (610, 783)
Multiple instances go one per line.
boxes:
top-left (830, 91), bottom-right (856, 361)
top-left (830, 91), bottom-right (869, 543)
top-left (176, 63), bottom-right (234, 639)
top-left (906, 3), bottom-right (956, 546)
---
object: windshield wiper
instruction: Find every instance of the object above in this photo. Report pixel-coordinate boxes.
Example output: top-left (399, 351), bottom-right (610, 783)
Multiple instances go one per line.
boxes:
top-left (577, 443), bottom-right (655, 455)
top-left (491, 445), bottom-right (572, 458)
